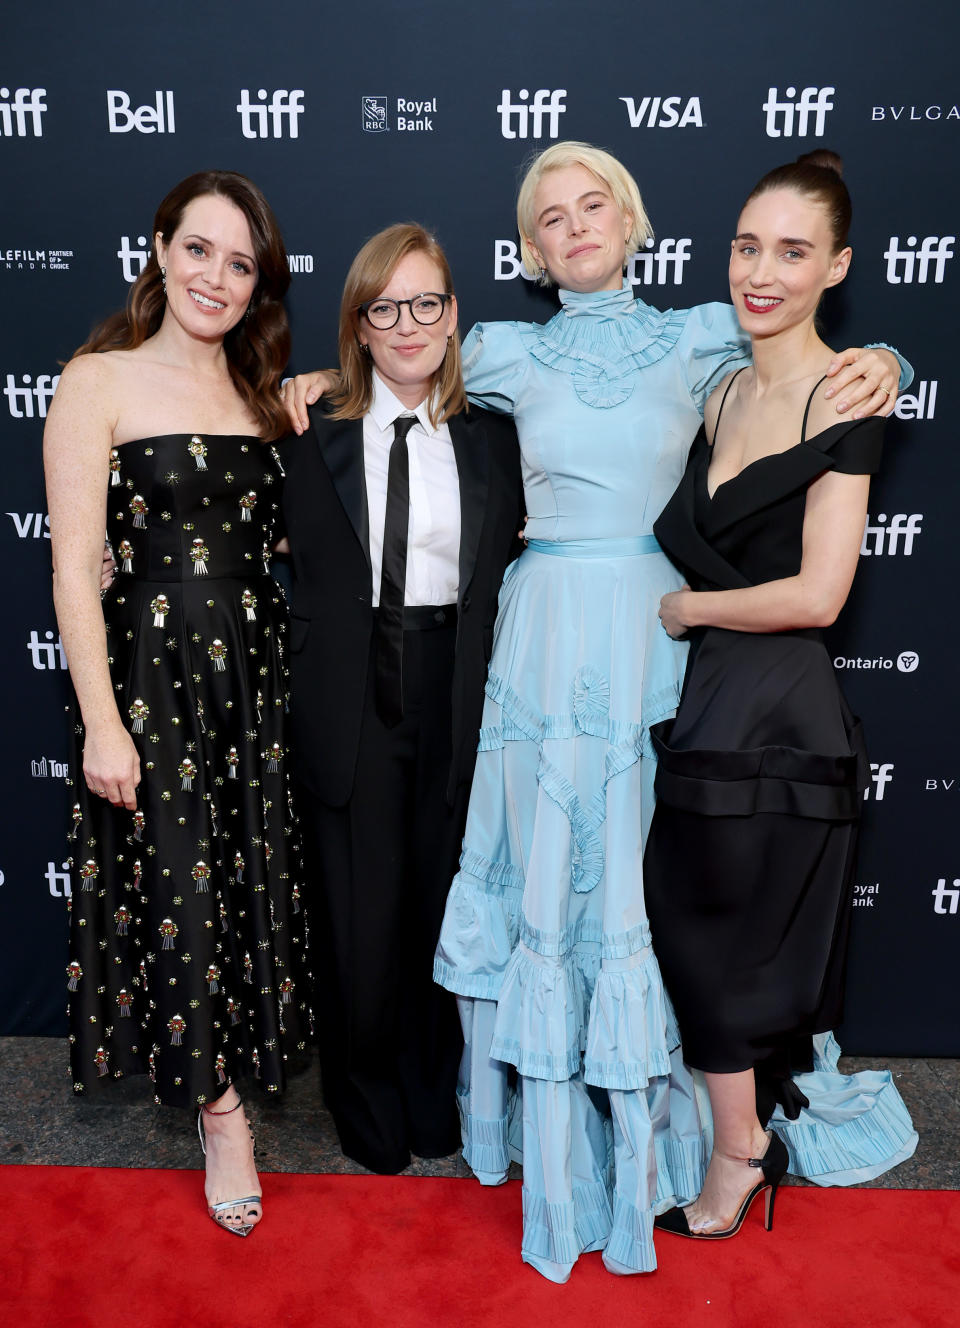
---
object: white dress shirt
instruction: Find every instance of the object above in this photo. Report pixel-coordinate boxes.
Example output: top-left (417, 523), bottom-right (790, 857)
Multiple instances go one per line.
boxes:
top-left (365, 373), bottom-right (461, 607)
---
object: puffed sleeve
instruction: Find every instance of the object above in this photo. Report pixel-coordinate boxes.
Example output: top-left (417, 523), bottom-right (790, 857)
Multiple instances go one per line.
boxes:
top-left (676, 302), bottom-right (751, 416)
top-left (828, 416), bottom-right (885, 475)
top-left (462, 321), bottom-right (530, 414)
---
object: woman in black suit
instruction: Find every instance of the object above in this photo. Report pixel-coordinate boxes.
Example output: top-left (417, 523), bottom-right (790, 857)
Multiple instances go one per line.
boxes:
top-left (278, 224), bottom-right (524, 1174)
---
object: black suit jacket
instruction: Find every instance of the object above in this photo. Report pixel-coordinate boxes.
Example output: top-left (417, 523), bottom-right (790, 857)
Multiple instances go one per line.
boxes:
top-left (278, 401), bottom-right (525, 807)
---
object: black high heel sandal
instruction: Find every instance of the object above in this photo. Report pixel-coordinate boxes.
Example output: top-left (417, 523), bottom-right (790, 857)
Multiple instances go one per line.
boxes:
top-left (654, 1129), bottom-right (789, 1240)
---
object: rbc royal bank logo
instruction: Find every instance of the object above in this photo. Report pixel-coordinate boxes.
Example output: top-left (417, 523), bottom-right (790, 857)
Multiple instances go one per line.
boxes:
top-left (498, 89), bottom-right (566, 139)
top-left (763, 86), bottom-right (834, 137)
top-left (0, 87), bottom-right (47, 137)
top-left (237, 89), bottom-right (304, 139)
top-left (107, 91), bottom-right (175, 133)
top-left (620, 95), bottom-right (704, 128)
top-left (884, 236), bottom-right (955, 284)
top-left (860, 513), bottom-right (923, 556)
top-left (3, 373), bottom-right (59, 418)
top-left (362, 96), bottom-right (389, 132)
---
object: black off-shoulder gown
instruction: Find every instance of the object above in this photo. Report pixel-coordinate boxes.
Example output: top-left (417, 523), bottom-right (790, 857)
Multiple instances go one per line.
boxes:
top-left (644, 379), bottom-right (883, 1085)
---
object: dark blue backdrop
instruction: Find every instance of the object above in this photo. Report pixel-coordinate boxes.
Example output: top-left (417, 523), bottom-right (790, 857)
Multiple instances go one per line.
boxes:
top-left (2, 0), bottom-right (957, 1053)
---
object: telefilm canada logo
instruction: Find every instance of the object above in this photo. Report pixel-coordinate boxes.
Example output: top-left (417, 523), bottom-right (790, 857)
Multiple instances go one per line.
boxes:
top-left (361, 95), bottom-right (437, 133)
top-left (1, 246), bottom-right (73, 273)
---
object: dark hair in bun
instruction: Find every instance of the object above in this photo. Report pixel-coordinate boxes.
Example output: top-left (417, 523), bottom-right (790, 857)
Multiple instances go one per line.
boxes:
top-left (742, 149), bottom-right (852, 252)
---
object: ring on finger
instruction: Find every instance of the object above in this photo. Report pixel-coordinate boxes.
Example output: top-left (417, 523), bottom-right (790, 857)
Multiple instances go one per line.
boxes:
top-left (880, 386), bottom-right (892, 397)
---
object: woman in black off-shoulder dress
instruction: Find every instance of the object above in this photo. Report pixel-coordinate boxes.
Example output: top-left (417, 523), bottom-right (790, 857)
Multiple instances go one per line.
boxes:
top-left (45, 171), bottom-right (310, 1239)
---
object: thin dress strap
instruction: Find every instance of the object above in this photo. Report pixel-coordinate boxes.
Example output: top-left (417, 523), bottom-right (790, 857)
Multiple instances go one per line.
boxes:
top-left (800, 375), bottom-right (829, 443)
top-left (710, 366), bottom-right (747, 446)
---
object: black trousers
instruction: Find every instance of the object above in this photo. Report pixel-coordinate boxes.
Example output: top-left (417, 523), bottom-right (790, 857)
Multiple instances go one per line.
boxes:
top-left (299, 620), bottom-right (468, 1173)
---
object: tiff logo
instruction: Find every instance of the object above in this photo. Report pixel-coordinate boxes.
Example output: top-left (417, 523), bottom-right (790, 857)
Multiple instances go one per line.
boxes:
top-left (6, 512), bottom-right (50, 538)
top-left (860, 513), bottom-right (923, 557)
top-left (107, 91), bottom-right (175, 134)
top-left (763, 86), bottom-right (834, 138)
top-left (237, 89), bottom-right (304, 139)
top-left (28, 630), bottom-right (67, 670)
top-left (118, 234), bottom-right (150, 283)
top-left (4, 373), bottom-right (60, 418)
top-left (32, 756), bottom-right (68, 778)
top-left (932, 878), bottom-right (959, 915)
top-left (864, 762), bottom-right (893, 801)
top-left (46, 860), bottom-right (71, 898)
top-left (884, 235), bottom-right (955, 284)
top-left (627, 238), bottom-right (692, 286)
top-left (0, 87), bottom-right (47, 137)
top-left (498, 89), bottom-right (566, 139)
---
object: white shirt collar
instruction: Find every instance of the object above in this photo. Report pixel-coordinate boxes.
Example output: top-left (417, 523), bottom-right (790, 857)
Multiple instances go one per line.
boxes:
top-left (370, 371), bottom-right (442, 438)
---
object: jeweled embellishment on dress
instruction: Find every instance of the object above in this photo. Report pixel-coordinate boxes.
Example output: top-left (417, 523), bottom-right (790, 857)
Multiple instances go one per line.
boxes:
top-left (114, 906), bottom-right (130, 936)
top-left (206, 964), bottom-right (220, 994)
top-left (241, 589), bottom-right (257, 621)
top-left (159, 917), bottom-right (178, 950)
top-left (129, 698), bottom-right (149, 733)
top-left (168, 1013), bottom-right (186, 1045)
top-left (178, 758), bottom-right (197, 791)
top-left (191, 539), bottom-right (209, 575)
top-left (188, 436), bottom-right (207, 470)
top-left (192, 860), bottom-right (211, 893)
top-left (94, 1046), bottom-right (109, 1077)
top-left (239, 490), bottom-right (257, 521)
top-left (80, 859), bottom-right (99, 891)
top-left (151, 594), bottom-right (170, 628)
top-left (67, 960), bottom-right (82, 990)
top-left (226, 746), bottom-right (239, 778)
top-left (116, 988), bottom-right (133, 1016)
top-left (265, 742), bottom-right (282, 773)
top-left (208, 639), bottom-right (227, 671)
top-left (118, 540), bottom-right (134, 573)
top-left (132, 809), bottom-right (145, 841)
top-left (109, 449), bottom-right (122, 485)
top-left (130, 494), bottom-right (148, 528)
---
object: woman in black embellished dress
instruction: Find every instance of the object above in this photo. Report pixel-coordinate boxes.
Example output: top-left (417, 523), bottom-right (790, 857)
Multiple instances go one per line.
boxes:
top-left (44, 171), bottom-right (310, 1237)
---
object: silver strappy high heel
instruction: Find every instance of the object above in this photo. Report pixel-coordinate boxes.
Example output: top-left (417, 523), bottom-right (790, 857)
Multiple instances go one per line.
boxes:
top-left (197, 1095), bottom-right (262, 1237)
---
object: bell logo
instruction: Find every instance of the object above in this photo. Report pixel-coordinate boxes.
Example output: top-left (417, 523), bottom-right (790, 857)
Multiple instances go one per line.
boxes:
top-left (893, 380), bottom-right (937, 420)
top-left (763, 86), bottom-right (834, 138)
top-left (932, 878), bottom-right (960, 915)
top-left (884, 236), bottom-right (955, 284)
top-left (860, 513), bottom-right (923, 557)
top-left (237, 89), bottom-right (304, 139)
top-left (620, 96), bottom-right (704, 129)
top-left (106, 91), bottom-right (176, 134)
top-left (0, 87), bottom-right (47, 137)
top-left (498, 89), bottom-right (566, 140)
top-left (864, 762), bottom-right (893, 801)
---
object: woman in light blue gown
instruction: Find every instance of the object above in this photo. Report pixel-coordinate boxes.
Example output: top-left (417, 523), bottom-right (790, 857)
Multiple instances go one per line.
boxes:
top-left (430, 143), bottom-right (916, 1282)
top-left (281, 144), bottom-right (914, 1282)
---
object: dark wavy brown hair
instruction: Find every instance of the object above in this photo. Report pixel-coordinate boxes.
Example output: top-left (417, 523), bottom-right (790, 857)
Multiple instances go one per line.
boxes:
top-left (328, 223), bottom-right (467, 427)
top-left (73, 170), bottom-right (291, 439)
top-left (742, 149), bottom-right (852, 253)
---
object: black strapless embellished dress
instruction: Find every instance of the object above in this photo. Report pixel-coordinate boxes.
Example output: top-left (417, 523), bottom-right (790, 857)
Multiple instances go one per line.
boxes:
top-left (644, 384), bottom-right (884, 1084)
top-left (66, 434), bottom-right (311, 1109)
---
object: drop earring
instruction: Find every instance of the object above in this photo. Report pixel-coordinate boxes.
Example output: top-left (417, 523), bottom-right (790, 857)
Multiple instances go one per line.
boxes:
top-left (161, 266), bottom-right (167, 296)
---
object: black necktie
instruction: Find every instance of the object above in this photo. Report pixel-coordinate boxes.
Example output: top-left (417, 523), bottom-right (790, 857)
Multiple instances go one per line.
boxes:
top-left (374, 414), bottom-right (416, 726)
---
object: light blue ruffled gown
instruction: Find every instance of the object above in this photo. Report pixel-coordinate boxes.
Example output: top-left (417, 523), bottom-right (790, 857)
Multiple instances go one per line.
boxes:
top-left (433, 282), bottom-right (917, 1282)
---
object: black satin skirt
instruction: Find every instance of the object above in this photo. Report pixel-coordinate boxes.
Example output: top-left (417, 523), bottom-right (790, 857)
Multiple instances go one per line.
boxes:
top-left (644, 626), bottom-right (868, 1077)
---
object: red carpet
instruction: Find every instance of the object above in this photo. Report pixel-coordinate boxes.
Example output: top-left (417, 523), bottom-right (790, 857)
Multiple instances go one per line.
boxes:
top-left (3, 1167), bottom-right (956, 1327)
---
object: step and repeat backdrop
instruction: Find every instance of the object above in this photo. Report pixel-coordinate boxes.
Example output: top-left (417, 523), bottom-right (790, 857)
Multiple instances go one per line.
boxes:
top-left (3, 0), bottom-right (956, 1053)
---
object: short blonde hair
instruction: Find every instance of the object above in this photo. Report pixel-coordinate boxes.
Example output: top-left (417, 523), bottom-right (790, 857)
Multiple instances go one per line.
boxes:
top-left (516, 141), bottom-right (653, 286)
top-left (329, 223), bottom-right (466, 427)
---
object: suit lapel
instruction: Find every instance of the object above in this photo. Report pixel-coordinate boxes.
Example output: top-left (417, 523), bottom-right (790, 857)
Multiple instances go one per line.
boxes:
top-left (313, 413), bottom-right (370, 567)
top-left (450, 410), bottom-right (489, 598)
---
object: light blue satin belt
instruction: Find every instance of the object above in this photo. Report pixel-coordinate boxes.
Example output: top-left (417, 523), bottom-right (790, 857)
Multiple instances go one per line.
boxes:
top-left (525, 535), bottom-right (662, 558)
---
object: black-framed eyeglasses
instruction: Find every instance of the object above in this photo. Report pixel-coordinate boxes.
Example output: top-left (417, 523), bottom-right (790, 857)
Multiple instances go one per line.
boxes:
top-left (358, 292), bottom-right (452, 330)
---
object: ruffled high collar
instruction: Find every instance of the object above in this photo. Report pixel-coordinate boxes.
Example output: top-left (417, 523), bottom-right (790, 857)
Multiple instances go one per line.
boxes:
top-left (558, 279), bottom-right (637, 319)
top-left (518, 280), bottom-right (687, 408)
